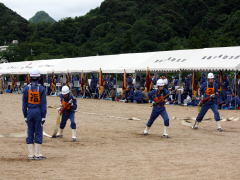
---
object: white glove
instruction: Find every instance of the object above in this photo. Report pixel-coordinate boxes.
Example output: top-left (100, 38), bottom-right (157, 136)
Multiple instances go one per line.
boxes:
top-left (41, 118), bottom-right (46, 125)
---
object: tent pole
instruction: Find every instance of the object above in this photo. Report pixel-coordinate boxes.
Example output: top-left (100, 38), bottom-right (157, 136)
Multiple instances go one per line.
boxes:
top-left (178, 71), bottom-right (182, 104)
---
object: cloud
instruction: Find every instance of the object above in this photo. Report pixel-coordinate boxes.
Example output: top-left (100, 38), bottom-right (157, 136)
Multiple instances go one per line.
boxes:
top-left (0, 0), bottom-right (104, 20)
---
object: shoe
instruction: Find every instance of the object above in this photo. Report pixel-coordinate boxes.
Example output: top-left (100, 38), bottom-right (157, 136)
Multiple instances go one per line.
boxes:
top-left (34, 156), bottom-right (47, 160)
top-left (56, 129), bottom-right (64, 138)
top-left (28, 156), bottom-right (35, 160)
top-left (162, 134), bottom-right (169, 138)
top-left (72, 129), bottom-right (77, 142)
top-left (35, 144), bottom-right (46, 160)
top-left (143, 127), bottom-right (150, 135)
top-left (217, 127), bottom-right (224, 132)
top-left (27, 144), bottom-right (34, 160)
top-left (192, 121), bottom-right (199, 129)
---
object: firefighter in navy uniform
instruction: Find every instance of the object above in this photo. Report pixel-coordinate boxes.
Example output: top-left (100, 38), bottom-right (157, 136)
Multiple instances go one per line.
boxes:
top-left (57, 86), bottom-right (78, 141)
top-left (193, 73), bottom-right (223, 131)
top-left (143, 79), bottom-right (170, 137)
top-left (22, 69), bottom-right (47, 160)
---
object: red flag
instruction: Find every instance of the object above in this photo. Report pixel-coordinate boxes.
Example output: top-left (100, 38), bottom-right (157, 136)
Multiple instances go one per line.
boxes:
top-left (122, 69), bottom-right (127, 91)
top-left (218, 71), bottom-right (223, 92)
top-left (145, 68), bottom-right (152, 92)
top-left (99, 68), bottom-right (104, 86)
top-left (192, 72), bottom-right (198, 97)
top-left (98, 68), bottom-right (104, 96)
top-left (80, 71), bottom-right (85, 87)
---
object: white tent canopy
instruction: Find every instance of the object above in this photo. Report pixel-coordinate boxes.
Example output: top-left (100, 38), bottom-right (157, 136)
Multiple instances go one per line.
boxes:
top-left (0, 46), bottom-right (240, 75)
top-left (180, 46), bottom-right (240, 71)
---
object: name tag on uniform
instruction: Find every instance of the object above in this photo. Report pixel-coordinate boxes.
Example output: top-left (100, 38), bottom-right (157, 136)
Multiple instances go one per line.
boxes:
top-left (28, 90), bottom-right (41, 104)
top-left (206, 88), bottom-right (214, 95)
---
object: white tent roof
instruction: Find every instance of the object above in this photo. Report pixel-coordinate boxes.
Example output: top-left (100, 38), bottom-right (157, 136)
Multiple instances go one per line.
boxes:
top-left (0, 46), bottom-right (239, 75)
top-left (59, 52), bottom-right (156, 74)
top-left (180, 46), bottom-right (240, 71)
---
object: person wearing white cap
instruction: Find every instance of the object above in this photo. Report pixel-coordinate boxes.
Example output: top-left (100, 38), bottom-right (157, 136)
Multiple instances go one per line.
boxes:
top-left (57, 85), bottom-right (78, 141)
top-left (193, 73), bottom-right (223, 131)
top-left (143, 79), bottom-right (170, 137)
top-left (22, 69), bottom-right (47, 160)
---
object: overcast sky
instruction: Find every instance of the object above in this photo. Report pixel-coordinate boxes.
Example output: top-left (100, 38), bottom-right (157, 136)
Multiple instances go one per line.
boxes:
top-left (0, 0), bottom-right (105, 21)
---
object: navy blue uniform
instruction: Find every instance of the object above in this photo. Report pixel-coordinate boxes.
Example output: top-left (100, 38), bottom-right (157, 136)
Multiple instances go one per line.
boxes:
top-left (22, 81), bottom-right (47, 144)
top-left (125, 88), bottom-right (134, 102)
top-left (127, 77), bottom-right (133, 88)
top-left (146, 88), bottom-right (170, 127)
top-left (134, 89), bottom-right (143, 103)
top-left (196, 82), bottom-right (220, 122)
top-left (60, 94), bottom-right (77, 130)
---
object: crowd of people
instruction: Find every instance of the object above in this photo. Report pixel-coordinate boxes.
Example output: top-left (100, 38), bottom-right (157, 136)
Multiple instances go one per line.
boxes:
top-left (0, 71), bottom-right (240, 110)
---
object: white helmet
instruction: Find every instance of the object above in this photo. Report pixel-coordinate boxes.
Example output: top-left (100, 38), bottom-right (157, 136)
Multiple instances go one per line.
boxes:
top-left (208, 73), bottom-right (214, 79)
top-left (30, 69), bottom-right (40, 77)
top-left (156, 79), bottom-right (165, 87)
top-left (61, 86), bottom-right (70, 95)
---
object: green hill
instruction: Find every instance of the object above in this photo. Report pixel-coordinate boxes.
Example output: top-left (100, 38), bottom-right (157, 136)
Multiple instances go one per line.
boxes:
top-left (0, 3), bottom-right (30, 45)
top-left (2, 0), bottom-right (240, 62)
top-left (29, 11), bottom-right (56, 24)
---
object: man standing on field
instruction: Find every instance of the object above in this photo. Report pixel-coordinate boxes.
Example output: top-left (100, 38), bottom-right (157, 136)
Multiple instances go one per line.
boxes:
top-left (192, 73), bottom-right (223, 131)
top-left (22, 69), bottom-right (47, 160)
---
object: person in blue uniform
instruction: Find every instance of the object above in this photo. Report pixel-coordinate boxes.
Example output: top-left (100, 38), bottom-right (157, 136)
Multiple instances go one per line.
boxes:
top-left (22, 69), bottom-right (47, 160)
top-left (200, 73), bottom-right (207, 84)
top-left (57, 86), bottom-right (78, 141)
top-left (125, 87), bottom-right (134, 103)
top-left (90, 74), bottom-right (98, 96)
top-left (170, 76), bottom-right (179, 103)
top-left (152, 74), bottom-right (159, 86)
top-left (134, 86), bottom-right (144, 103)
top-left (183, 74), bottom-right (192, 99)
top-left (193, 73), bottom-right (223, 131)
top-left (127, 74), bottom-right (134, 88)
top-left (143, 79), bottom-right (170, 137)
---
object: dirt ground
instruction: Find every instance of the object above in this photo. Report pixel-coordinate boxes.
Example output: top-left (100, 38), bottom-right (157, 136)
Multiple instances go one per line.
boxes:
top-left (0, 94), bottom-right (239, 180)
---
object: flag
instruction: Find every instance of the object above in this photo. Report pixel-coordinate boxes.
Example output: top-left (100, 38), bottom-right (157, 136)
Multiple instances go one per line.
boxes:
top-left (145, 68), bottom-right (152, 92)
top-left (80, 71), bottom-right (85, 87)
top-left (99, 68), bottom-right (104, 96)
top-left (122, 69), bottom-right (127, 91)
top-left (66, 73), bottom-right (72, 87)
top-left (50, 73), bottom-right (56, 92)
top-left (99, 68), bottom-right (104, 87)
top-left (24, 74), bottom-right (30, 84)
top-left (218, 71), bottom-right (223, 92)
top-left (192, 72), bottom-right (198, 97)
top-left (80, 71), bottom-right (85, 94)
top-left (11, 75), bottom-right (16, 90)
